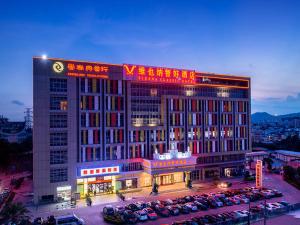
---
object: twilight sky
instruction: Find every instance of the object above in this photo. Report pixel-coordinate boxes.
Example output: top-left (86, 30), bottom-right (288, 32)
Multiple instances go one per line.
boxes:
top-left (0, 0), bottom-right (300, 120)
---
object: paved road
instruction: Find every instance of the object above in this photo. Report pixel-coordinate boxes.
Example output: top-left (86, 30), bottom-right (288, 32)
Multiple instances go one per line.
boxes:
top-left (29, 172), bottom-right (300, 225)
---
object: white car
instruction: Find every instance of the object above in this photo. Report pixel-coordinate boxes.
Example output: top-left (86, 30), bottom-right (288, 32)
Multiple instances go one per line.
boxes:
top-left (234, 210), bottom-right (248, 218)
top-left (55, 214), bottom-right (85, 225)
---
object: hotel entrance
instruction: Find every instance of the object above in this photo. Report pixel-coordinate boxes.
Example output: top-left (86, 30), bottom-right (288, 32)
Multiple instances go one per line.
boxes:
top-left (154, 172), bottom-right (183, 185)
top-left (157, 174), bottom-right (174, 185)
top-left (88, 181), bottom-right (112, 195)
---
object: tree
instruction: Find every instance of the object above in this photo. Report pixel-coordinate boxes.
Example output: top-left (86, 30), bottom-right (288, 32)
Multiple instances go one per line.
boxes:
top-left (0, 202), bottom-right (30, 223)
top-left (283, 165), bottom-right (296, 181)
top-left (297, 167), bottom-right (300, 177)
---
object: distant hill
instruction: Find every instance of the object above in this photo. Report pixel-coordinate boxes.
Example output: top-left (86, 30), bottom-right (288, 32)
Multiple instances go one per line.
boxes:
top-left (251, 112), bottom-right (300, 124)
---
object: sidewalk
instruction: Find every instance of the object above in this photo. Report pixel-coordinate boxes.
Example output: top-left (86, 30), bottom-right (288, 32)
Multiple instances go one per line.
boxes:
top-left (28, 177), bottom-right (247, 214)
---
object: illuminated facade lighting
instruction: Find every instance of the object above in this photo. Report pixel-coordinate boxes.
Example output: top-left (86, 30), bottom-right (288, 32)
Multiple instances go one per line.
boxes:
top-left (33, 57), bottom-right (251, 203)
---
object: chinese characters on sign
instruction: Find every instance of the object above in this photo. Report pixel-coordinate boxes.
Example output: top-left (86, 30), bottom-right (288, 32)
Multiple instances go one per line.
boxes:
top-left (256, 160), bottom-right (263, 188)
top-left (80, 166), bottom-right (120, 177)
top-left (123, 64), bottom-right (196, 84)
top-left (54, 61), bottom-right (110, 79)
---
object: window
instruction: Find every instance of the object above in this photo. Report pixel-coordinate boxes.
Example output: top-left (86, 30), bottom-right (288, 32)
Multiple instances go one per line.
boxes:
top-left (50, 168), bottom-right (68, 183)
top-left (50, 78), bottom-right (67, 92)
top-left (50, 132), bottom-right (67, 146)
top-left (50, 114), bottom-right (67, 128)
top-left (50, 149), bottom-right (68, 164)
top-left (50, 95), bottom-right (67, 110)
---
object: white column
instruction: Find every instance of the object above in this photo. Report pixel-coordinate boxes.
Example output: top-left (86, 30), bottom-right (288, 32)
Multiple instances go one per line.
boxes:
top-left (118, 80), bottom-right (122, 95)
top-left (85, 78), bottom-right (88, 93)
top-left (94, 96), bottom-right (99, 110)
top-left (88, 130), bottom-right (93, 144)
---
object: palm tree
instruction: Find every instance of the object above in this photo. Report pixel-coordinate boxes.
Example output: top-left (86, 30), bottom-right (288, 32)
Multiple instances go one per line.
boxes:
top-left (0, 202), bottom-right (30, 223)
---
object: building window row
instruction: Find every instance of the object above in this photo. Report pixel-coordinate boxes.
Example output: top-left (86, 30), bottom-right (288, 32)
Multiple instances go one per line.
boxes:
top-left (50, 149), bottom-right (68, 164)
top-left (80, 96), bottom-right (100, 110)
top-left (50, 78), bottom-right (67, 92)
top-left (80, 78), bottom-right (101, 93)
top-left (50, 114), bottom-right (68, 128)
top-left (106, 129), bottom-right (124, 144)
top-left (80, 112), bottom-right (100, 127)
top-left (50, 95), bottom-right (67, 111)
top-left (81, 129), bottom-right (100, 145)
top-left (50, 132), bottom-right (67, 146)
top-left (50, 167), bottom-right (68, 183)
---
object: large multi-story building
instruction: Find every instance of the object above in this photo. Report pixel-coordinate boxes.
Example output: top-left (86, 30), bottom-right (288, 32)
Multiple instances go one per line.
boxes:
top-left (33, 57), bottom-right (251, 204)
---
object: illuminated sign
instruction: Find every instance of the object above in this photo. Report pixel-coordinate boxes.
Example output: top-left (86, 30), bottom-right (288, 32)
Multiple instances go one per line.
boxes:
top-left (80, 166), bottom-right (120, 177)
top-left (256, 160), bottom-right (263, 188)
top-left (123, 64), bottom-right (196, 84)
top-left (53, 61), bottom-right (64, 73)
top-left (52, 61), bottom-right (110, 79)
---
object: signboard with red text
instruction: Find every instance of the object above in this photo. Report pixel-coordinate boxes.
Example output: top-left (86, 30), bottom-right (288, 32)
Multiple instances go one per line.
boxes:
top-left (123, 64), bottom-right (196, 84)
top-left (256, 160), bottom-right (263, 188)
top-left (79, 166), bottom-right (120, 177)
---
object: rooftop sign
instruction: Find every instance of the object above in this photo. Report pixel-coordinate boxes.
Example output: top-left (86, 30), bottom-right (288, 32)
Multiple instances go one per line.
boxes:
top-left (52, 60), bottom-right (110, 79)
top-left (123, 64), bottom-right (196, 84)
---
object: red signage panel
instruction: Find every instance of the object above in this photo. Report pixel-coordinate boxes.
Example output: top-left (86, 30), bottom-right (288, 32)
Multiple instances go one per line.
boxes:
top-left (123, 64), bottom-right (196, 84)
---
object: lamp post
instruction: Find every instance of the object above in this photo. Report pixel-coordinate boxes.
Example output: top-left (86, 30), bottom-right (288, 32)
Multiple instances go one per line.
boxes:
top-left (248, 200), bottom-right (251, 225)
top-left (264, 197), bottom-right (267, 225)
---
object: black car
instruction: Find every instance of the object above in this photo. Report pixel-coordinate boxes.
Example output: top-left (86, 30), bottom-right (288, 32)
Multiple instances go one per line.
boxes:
top-left (192, 216), bottom-right (210, 225)
top-left (176, 198), bottom-right (186, 204)
top-left (103, 206), bottom-right (124, 224)
top-left (172, 220), bottom-right (198, 225)
top-left (194, 201), bottom-right (208, 210)
top-left (207, 199), bottom-right (218, 208)
top-left (125, 203), bottom-right (140, 212)
top-left (176, 204), bottom-right (190, 214)
top-left (155, 204), bottom-right (170, 217)
top-left (166, 205), bottom-right (180, 216)
top-left (147, 201), bottom-right (159, 209)
top-left (123, 210), bottom-right (138, 224)
top-left (184, 195), bottom-right (195, 202)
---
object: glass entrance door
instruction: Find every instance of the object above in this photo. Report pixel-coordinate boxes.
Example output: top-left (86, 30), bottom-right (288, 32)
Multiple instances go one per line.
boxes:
top-left (88, 182), bottom-right (112, 195)
top-left (160, 174), bottom-right (174, 185)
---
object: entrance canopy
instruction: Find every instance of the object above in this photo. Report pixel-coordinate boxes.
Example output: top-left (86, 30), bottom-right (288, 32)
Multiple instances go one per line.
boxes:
top-left (142, 156), bottom-right (197, 175)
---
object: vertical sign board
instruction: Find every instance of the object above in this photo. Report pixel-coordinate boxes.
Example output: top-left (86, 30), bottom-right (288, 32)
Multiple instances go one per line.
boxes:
top-left (256, 160), bottom-right (263, 188)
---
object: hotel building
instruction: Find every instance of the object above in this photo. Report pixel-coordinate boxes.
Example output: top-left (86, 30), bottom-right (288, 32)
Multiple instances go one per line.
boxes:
top-left (33, 57), bottom-right (251, 203)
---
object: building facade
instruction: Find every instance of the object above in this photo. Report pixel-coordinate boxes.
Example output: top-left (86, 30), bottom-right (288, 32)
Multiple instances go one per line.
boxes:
top-left (33, 57), bottom-right (251, 203)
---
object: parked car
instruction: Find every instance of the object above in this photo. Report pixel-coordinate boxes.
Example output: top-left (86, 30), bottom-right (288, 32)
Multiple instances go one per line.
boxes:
top-left (122, 210), bottom-right (138, 224)
top-left (172, 220), bottom-right (198, 225)
top-left (166, 205), bottom-right (180, 216)
top-left (103, 205), bottom-right (124, 224)
top-left (194, 201), bottom-right (208, 210)
top-left (185, 203), bottom-right (198, 212)
top-left (135, 201), bottom-right (147, 210)
top-left (55, 214), bottom-right (85, 225)
top-left (176, 204), bottom-right (190, 214)
top-left (154, 204), bottom-right (170, 217)
top-left (134, 210), bottom-right (148, 221)
top-left (142, 207), bottom-right (158, 220)
top-left (125, 203), bottom-right (140, 212)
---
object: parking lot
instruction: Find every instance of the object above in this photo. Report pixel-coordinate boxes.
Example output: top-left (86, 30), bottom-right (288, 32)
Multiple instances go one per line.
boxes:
top-left (30, 173), bottom-right (300, 225)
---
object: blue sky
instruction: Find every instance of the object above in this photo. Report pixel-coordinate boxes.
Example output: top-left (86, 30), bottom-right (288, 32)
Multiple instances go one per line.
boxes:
top-left (0, 0), bottom-right (300, 120)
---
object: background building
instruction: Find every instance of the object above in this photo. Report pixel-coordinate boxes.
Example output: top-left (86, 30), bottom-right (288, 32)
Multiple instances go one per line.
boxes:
top-left (0, 115), bottom-right (32, 143)
top-left (33, 57), bottom-right (251, 203)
